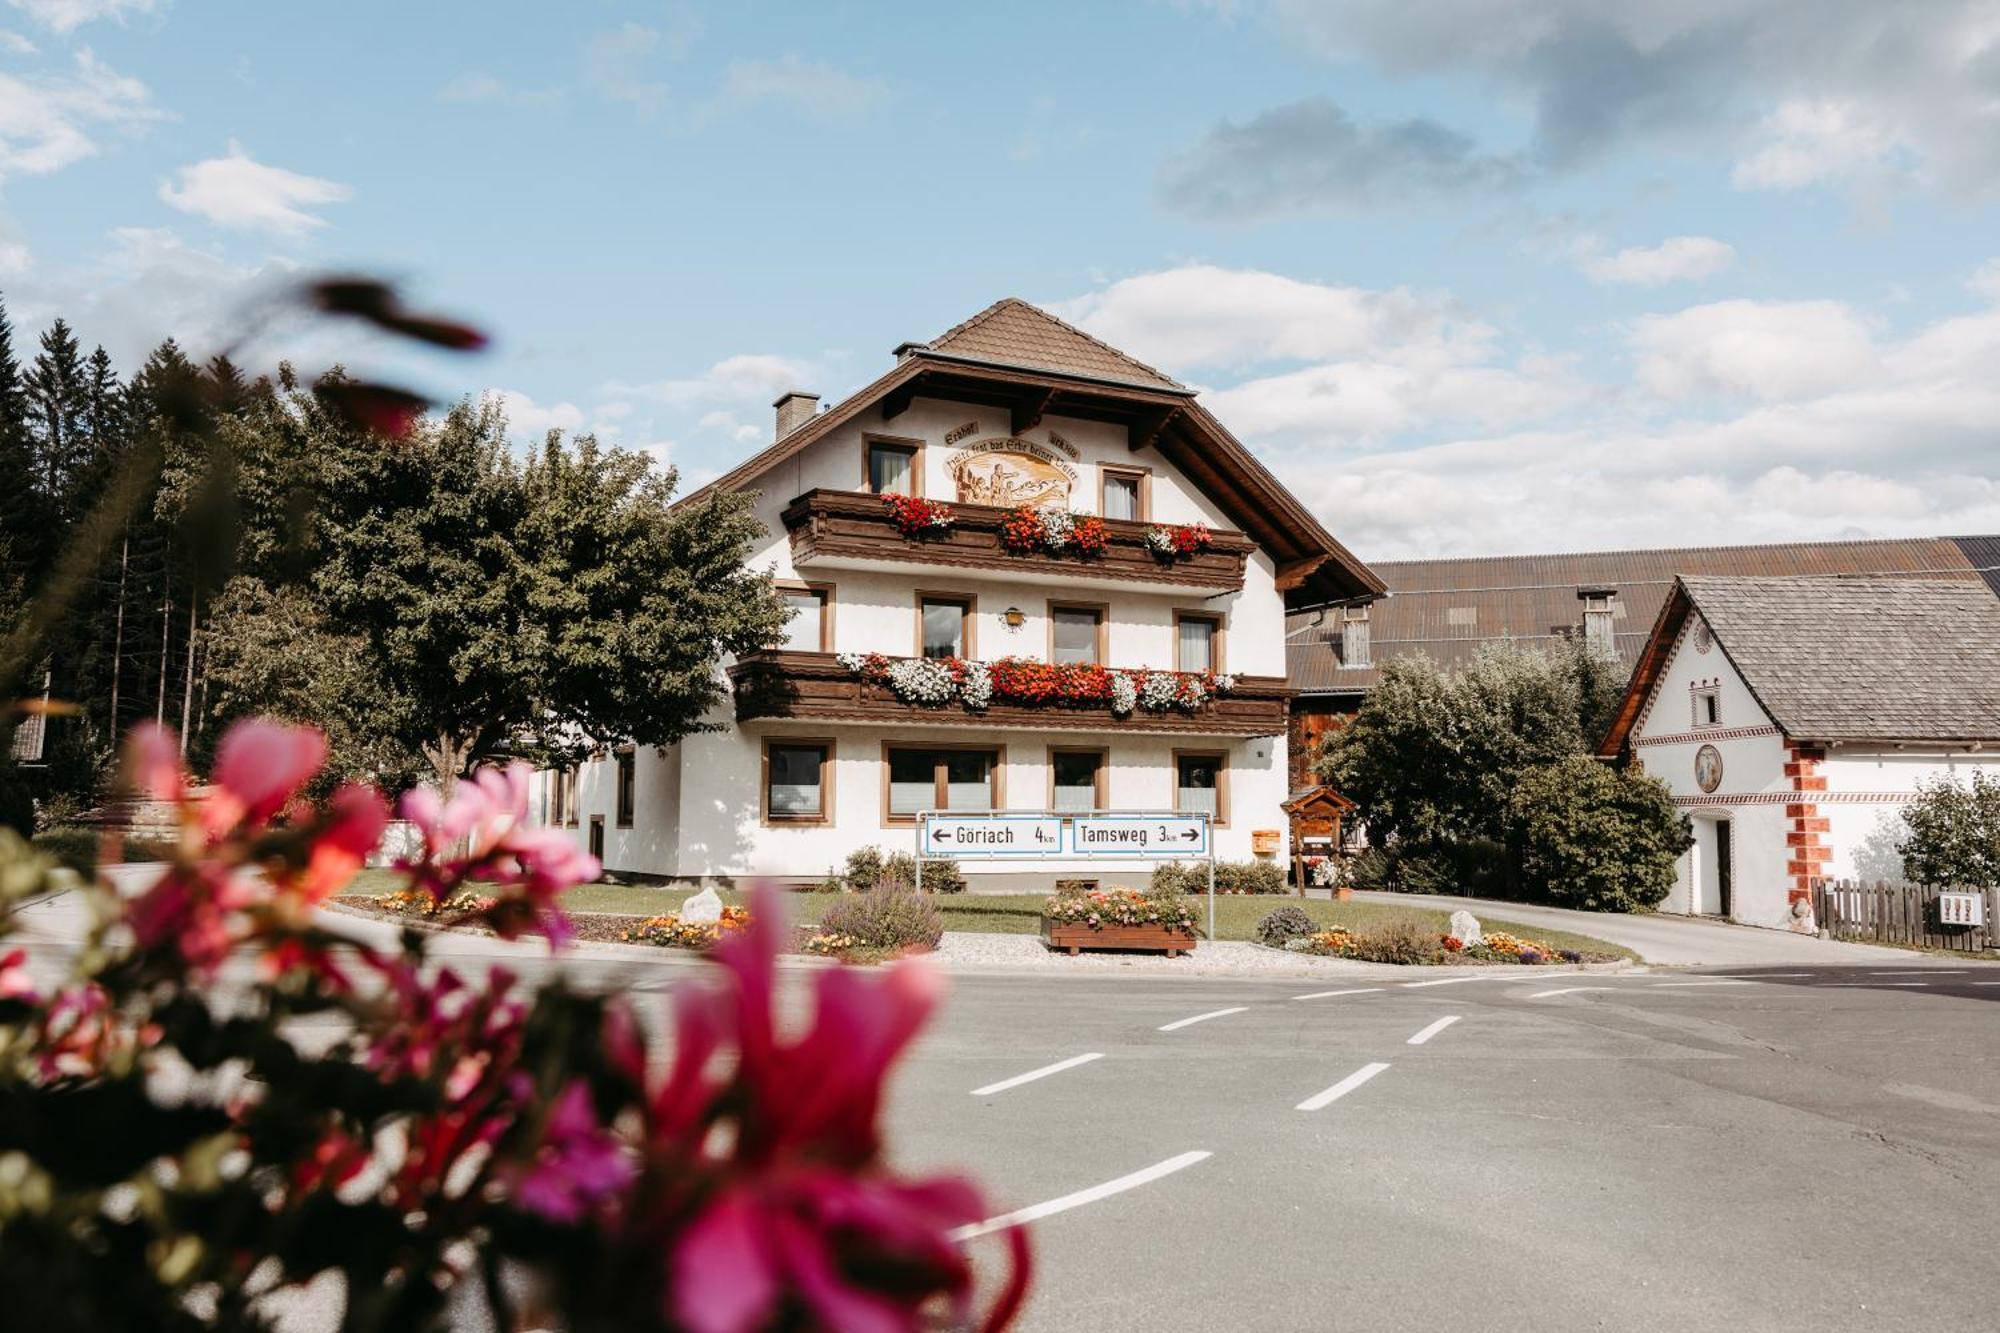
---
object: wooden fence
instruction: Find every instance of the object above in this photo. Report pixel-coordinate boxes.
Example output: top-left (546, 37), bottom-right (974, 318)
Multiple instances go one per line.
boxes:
top-left (1813, 879), bottom-right (1997, 952)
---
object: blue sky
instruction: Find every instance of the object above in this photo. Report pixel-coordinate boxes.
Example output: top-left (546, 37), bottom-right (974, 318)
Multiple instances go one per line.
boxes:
top-left (4, 0), bottom-right (1999, 558)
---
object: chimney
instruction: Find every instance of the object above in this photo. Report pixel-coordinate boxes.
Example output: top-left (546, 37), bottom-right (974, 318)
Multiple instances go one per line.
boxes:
top-left (1578, 586), bottom-right (1618, 657)
top-left (1340, 605), bottom-right (1371, 668)
top-left (773, 391), bottom-right (819, 440)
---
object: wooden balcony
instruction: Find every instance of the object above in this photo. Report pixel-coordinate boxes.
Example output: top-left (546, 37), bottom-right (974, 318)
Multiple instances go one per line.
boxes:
top-left (728, 650), bottom-right (1293, 737)
top-left (778, 489), bottom-right (1254, 592)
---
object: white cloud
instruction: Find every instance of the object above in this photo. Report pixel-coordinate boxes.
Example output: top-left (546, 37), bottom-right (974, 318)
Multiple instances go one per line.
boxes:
top-left (490, 389), bottom-right (585, 438)
top-left (0, 46), bottom-right (158, 178)
top-left (0, 234), bottom-right (28, 275)
top-left (1579, 235), bottom-right (1736, 286)
top-left (1731, 99), bottom-right (1902, 189)
top-left (584, 23), bottom-right (670, 113)
top-left (1053, 265), bottom-right (1487, 370)
top-left (436, 71), bottom-right (562, 109)
top-left (160, 142), bottom-right (352, 233)
top-left (7, 0), bottom-right (155, 33)
top-left (701, 56), bottom-right (887, 126)
top-left (1058, 261), bottom-right (2000, 558)
top-left (159, 142), bottom-right (350, 235)
top-left (0, 28), bottom-right (36, 51)
top-left (1186, 2), bottom-right (2000, 207)
top-left (1628, 299), bottom-right (1878, 401)
top-left (608, 353), bottom-right (818, 409)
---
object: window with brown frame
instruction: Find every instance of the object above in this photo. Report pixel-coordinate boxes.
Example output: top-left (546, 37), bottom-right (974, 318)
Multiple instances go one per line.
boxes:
top-left (614, 749), bottom-right (636, 828)
top-left (1050, 747), bottom-right (1107, 814)
top-left (778, 583), bottom-right (832, 653)
top-left (1099, 466), bottom-right (1148, 522)
top-left (563, 767), bottom-right (580, 827)
top-left (1174, 750), bottom-right (1226, 825)
top-left (1175, 611), bottom-right (1224, 674)
top-left (918, 594), bottom-right (975, 659)
top-left (1049, 603), bottom-right (1106, 665)
top-left (885, 745), bottom-right (999, 822)
top-left (763, 740), bottom-right (833, 824)
top-left (865, 439), bottom-right (919, 495)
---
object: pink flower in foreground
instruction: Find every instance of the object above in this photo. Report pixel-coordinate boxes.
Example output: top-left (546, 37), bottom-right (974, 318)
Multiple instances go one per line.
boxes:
top-left (398, 762), bottom-right (597, 944)
top-left (0, 949), bottom-right (34, 1002)
top-left (298, 783), bottom-right (391, 904)
top-left (205, 719), bottom-right (328, 835)
top-left (640, 886), bottom-right (1031, 1333)
top-left (501, 1081), bottom-right (636, 1223)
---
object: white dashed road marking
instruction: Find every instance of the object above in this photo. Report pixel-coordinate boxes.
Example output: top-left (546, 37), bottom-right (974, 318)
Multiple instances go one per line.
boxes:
top-left (1406, 1015), bottom-right (1461, 1045)
top-left (1828, 983), bottom-right (1928, 989)
top-left (949, 1151), bottom-right (1214, 1242)
top-left (1401, 976), bottom-right (1492, 988)
top-left (1158, 1007), bottom-right (1248, 1032)
top-left (1293, 987), bottom-right (1384, 1000)
top-left (970, 1053), bottom-right (1104, 1097)
top-left (1296, 1062), bottom-right (1393, 1112)
top-left (1651, 980), bottom-right (1759, 988)
top-left (1872, 970), bottom-right (1965, 976)
top-left (1526, 987), bottom-right (1621, 998)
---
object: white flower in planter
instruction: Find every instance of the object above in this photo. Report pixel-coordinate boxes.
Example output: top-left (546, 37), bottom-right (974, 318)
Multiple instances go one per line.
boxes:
top-left (1037, 506), bottom-right (1075, 551)
top-left (1110, 672), bottom-right (1138, 716)
top-left (885, 657), bottom-right (957, 705)
top-left (959, 659), bottom-right (993, 710)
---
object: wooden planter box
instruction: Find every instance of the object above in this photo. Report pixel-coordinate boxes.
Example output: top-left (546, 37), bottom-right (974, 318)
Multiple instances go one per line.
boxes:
top-left (1041, 919), bottom-right (1198, 958)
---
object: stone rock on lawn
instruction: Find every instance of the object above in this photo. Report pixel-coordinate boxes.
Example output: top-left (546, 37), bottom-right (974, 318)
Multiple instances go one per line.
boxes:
top-left (682, 886), bottom-right (724, 924)
top-left (1448, 909), bottom-right (1483, 947)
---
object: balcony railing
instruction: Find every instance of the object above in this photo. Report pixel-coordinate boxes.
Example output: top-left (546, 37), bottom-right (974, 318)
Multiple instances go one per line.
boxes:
top-left (779, 489), bottom-right (1254, 591)
top-left (728, 650), bottom-right (1292, 737)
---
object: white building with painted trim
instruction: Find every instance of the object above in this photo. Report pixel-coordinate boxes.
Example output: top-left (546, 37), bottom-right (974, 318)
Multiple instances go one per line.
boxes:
top-left (1601, 575), bottom-right (2000, 930)
top-left (534, 299), bottom-right (1383, 887)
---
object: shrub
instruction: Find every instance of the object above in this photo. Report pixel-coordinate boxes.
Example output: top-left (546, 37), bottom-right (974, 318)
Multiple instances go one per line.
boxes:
top-left (823, 846), bottom-right (967, 894)
top-left (1152, 859), bottom-right (1286, 895)
top-left (1507, 755), bottom-right (1690, 912)
top-left (1340, 917), bottom-right (1447, 964)
top-left (1898, 772), bottom-right (2000, 888)
top-left (1348, 846), bottom-right (1394, 890)
top-left (817, 884), bottom-right (944, 952)
top-left (1255, 904), bottom-right (1315, 948)
top-left (30, 827), bottom-right (97, 875)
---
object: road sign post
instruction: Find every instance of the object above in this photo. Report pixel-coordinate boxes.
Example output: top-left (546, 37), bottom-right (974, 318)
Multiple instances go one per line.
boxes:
top-left (915, 810), bottom-right (1218, 941)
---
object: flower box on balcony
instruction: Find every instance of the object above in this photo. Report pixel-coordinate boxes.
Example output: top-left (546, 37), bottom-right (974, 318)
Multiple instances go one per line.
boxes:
top-left (780, 489), bottom-right (1253, 592)
top-left (728, 650), bottom-right (1293, 737)
top-left (1040, 920), bottom-right (1198, 958)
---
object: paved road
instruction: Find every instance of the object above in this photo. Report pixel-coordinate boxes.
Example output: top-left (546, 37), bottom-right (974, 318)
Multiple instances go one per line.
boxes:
top-left (890, 963), bottom-right (2000, 1332)
top-left (1348, 889), bottom-right (1919, 965)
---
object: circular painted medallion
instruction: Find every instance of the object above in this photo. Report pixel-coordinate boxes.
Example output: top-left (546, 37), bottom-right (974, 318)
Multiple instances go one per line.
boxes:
top-left (1694, 743), bottom-right (1723, 793)
top-left (1693, 620), bottom-right (1714, 654)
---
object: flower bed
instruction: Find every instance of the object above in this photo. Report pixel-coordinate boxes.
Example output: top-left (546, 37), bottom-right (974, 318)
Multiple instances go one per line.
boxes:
top-left (620, 905), bottom-right (752, 951)
top-left (836, 651), bottom-right (1233, 717)
top-left (1283, 924), bottom-right (1586, 966)
top-left (370, 888), bottom-right (494, 917)
top-left (1041, 886), bottom-right (1198, 957)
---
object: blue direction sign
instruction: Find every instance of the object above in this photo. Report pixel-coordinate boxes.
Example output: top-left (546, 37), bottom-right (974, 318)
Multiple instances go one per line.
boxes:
top-left (1070, 816), bottom-right (1209, 856)
top-left (920, 815), bottom-right (1064, 858)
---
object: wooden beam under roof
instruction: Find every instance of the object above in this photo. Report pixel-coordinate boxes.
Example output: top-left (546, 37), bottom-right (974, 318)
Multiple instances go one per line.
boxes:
top-left (1011, 387), bottom-right (1056, 436)
top-left (881, 373), bottom-right (925, 422)
top-left (1129, 405), bottom-right (1180, 453)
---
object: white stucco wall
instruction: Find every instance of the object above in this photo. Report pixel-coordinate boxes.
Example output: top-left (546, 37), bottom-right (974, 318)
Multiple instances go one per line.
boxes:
top-left (1819, 751), bottom-right (2000, 881)
top-left (1631, 611), bottom-right (1795, 928)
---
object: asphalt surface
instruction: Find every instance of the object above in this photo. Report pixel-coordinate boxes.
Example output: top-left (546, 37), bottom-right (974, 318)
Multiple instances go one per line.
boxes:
top-left (8, 889), bottom-right (1998, 1331)
top-left (890, 964), bottom-right (2000, 1333)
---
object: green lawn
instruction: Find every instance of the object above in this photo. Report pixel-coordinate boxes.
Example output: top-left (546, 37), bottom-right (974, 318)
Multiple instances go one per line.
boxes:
top-left (334, 872), bottom-right (1635, 958)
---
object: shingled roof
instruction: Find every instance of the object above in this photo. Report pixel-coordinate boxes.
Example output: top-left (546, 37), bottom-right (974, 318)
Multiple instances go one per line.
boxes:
top-left (1290, 535), bottom-right (1999, 696)
top-left (1603, 576), bottom-right (2000, 751)
top-left (910, 298), bottom-right (1186, 392)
